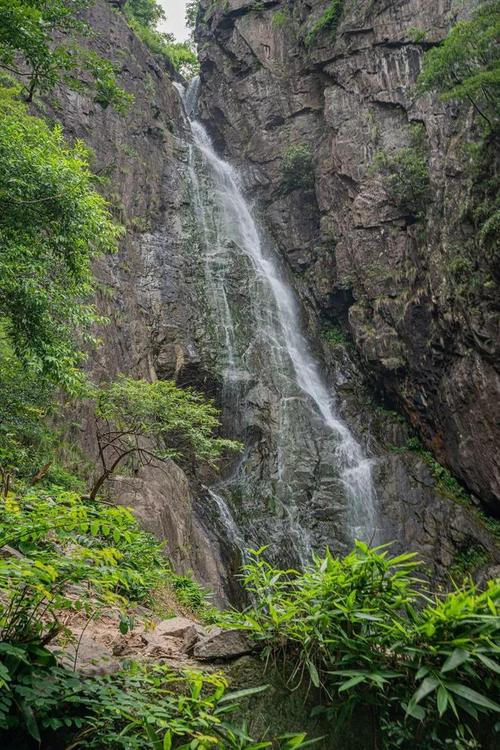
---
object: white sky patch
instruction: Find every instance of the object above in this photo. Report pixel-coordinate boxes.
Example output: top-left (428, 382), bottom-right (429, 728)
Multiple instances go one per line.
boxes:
top-left (158, 0), bottom-right (190, 41)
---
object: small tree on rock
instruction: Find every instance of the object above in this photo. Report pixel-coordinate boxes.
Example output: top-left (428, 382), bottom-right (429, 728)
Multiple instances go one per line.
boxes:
top-left (90, 377), bottom-right (242, 500)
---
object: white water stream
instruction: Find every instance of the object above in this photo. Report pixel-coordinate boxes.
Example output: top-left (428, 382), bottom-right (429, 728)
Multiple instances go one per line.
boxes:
top-left (175, 78), bottom-right (378, 562)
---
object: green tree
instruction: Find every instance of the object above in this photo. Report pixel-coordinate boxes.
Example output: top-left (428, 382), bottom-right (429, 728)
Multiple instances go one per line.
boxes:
top-left (90, 377), bottom-right (242, 498)
top-left (419, 1), bottom-right (500, 132)
top-left (125, 0), bottom-right (165, 29)
top-left (0, 88), bottom-right (120, 390)
top-left (0, 0), bottom-right (132, 107)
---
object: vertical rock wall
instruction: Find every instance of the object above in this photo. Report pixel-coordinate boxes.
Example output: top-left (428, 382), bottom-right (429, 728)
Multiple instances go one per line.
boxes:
top-left (196, 0), bottom-right (500, 517)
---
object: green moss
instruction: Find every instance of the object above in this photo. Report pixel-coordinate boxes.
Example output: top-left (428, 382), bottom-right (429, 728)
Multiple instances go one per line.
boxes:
top-left (305, 0), bottom-right (344, 47)
top-left (407, 27), bottom-right (426, 43)
top-left (399, 437), bottom-right (500, 540)
top-left (281, 143), bottom-right (314, 191)
top-left (272, 9), bottom-right (289, 28)
top-left (321, 324), bottom-right (348, 346)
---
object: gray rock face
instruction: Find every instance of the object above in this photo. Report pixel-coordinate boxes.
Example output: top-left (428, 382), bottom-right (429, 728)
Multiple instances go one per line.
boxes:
top-left (196, 0), bottom-right (500, 520)
top-left (47, 1), bottom-right (234, 598)
top-left (193, 628), bottom-right (253, 660)
top-left (49, 1), bottom-right (498, 600)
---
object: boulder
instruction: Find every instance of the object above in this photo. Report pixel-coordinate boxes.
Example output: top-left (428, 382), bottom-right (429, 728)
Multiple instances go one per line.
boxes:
top-left (193, 628), bottom-right (253, 660)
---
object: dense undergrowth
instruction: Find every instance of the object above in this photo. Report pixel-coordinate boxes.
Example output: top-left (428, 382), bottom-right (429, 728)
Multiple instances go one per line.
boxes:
top-left (226, 545), bottom-right (500, 750)
top-left (0, 480), bottom-right (315, 749)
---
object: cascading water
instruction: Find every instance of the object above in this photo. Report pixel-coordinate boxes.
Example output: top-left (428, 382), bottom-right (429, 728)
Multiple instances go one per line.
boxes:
top-left (177, 78), bottom-right (379, 565)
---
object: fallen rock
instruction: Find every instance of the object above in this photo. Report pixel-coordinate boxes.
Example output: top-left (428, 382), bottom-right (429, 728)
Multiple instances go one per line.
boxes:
top-left (142, 617), bottom-right (207, 652)
top-left (193, 628), bottom-right (253, 660)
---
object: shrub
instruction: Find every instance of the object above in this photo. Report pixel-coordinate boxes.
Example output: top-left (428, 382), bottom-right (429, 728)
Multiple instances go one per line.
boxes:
top-left (273, 10), bottom-right (289, 29)
top-left (90, 377), bottom-right (242, 498)
top-left (371, 126), bottom-right (429, 217)
top-left (282, 144), bottom-right (314, 191)
top-left (225, 544), bottom-right (500, 749)
top-left (0, 0), bottom-right (132, 106)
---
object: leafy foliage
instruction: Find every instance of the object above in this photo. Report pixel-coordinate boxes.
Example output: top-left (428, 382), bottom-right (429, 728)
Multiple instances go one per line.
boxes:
top-left (125, 0), bottom-right (166, 29)
top-left (0, 483), bottom-right (313, 749)
top-left (0, 88), bottom-right (120, 391)
top-left (90, 377), bottom-right (242, 498)
top-left (418, 1), bottom-right (500, 132)
top-left (125, 0), bottom-right (199, 79)
top-left (370, 125), bottom-right (430, 218)
top-left (226, 544), bottom-right (500, 749)
top-left (321, 324), bottom-right (348, 347)
top-left (282, 144), bottom-right (314, 192)
top-left (0, 336), bottom-right (56, 488)
top-left (0, 0), bottom-right (132, 107)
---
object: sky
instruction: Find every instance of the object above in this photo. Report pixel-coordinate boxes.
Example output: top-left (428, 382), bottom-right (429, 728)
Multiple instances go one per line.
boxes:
top-left (158, 1), bottom-right (190, 41)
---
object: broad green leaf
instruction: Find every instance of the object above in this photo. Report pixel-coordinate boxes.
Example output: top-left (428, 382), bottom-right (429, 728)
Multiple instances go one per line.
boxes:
top-left (441, 648), bottom-right (469, 673)
top-left (338, 675), bottom-right (365, 692)
top-left (219, 685), bottom-right (269, 703)
top-left (413, 676), bottom-right (439, 704)
top-left (477, 653), bottom-right (500, 674)
top-left (437, 686), bottom-right (449, 717)
top-left (447, 683), bottom-right (500, 712)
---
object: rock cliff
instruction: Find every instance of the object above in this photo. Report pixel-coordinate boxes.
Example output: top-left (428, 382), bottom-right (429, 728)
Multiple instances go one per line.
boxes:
top-left (48, 0), bottom-right (499, 599)
top-left (196, 0), bottom-right (500, 518)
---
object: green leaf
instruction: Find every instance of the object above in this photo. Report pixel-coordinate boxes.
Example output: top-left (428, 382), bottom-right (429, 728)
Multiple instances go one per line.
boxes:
top-left (437, 686), bottom-right (449, 717)
top-left (307, 660), bottom-right (320, 688)
top-left (163, 731), bottom-right (172, 750)
top-left (447, 683), bottom-right (500, 712)
top-left (413, 676), bottom-right (439, 704)
top-left (338, 675), bottom-right (365, 692)
top-left (405, 699), bottom-right (426, 720)
top-left (476, 653), bottom-right (500, 674)
top-left (219, 685), bottom-right (269, 703)
top-left (441, 648), bottom-right (469, 673)
top-left (19, 701), bottom-right (41, 743)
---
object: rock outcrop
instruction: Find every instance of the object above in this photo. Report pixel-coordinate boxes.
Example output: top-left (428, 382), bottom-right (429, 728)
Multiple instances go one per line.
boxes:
top-left (196, 0), bottom-right (500, 518)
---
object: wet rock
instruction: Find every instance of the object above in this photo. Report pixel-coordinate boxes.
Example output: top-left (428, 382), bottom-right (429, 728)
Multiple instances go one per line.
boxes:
top-left (197, 0), bottom-right (500, 520)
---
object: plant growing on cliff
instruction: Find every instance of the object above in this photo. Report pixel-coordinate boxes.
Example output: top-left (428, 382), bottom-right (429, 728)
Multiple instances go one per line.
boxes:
top-left (0, 87), bottom-right (120, 392)
top-left (90, 377), bottom-right (242, 499)
top-left (125, 0), bottom-right (199, 78)
top-left (227, 544), bottom-right (500, 749)
top-left (418, 1), bottom-right (500, 133)
top-left (0, 0), bottom-right (132, 107)
top-left (305, 0), bottom-right (344, 47)
top-left (282, 144), bottom-right (314, 192)
top-left (371, 125), bottom-right (430, 218)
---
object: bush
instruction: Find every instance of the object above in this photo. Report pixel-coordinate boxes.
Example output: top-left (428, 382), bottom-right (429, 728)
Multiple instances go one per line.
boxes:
top-left (0, 487), bottom-right (312, 748)
top-left (0, 0), bottom-right (132, 106)
top-left (225, 544), bottom-right (500, 749)
top-left (90, 377), bottom-right (242, 498)
top-left (282, 144), bottom-right (314, 192)
top-left (371, 126), bottom-right (429, 217)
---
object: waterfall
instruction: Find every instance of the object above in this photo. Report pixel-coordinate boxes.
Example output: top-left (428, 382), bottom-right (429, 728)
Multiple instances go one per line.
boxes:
top-left (176, 78), bottom-right (378, 565)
